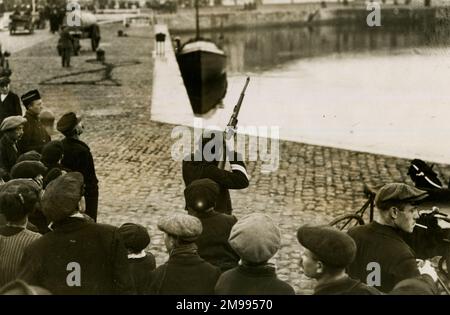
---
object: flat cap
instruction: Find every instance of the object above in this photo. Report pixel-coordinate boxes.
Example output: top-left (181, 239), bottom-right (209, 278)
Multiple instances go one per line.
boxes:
top-left (0, 115), bottom-right (26, 131)
top-left (10, 161), bottom-right (47, 180)
top-left (184, 179), bottom-right (220, 212)
top-left (297, 225), bottom-right (357, 268)
top-left (157, 213), bottom-right (202, 242)
top-left (375, 183), bottom-right (428, 210)
top-left (21, 89), bottom-right (41, 107)
top-left (118, 223), bottom-right (151, 252)
top-left (41, 172), bottom-right (84, 222)
top-left (16, 150), bottom-right (42, 163)
top-left (57, 112), bottom-right (81, 134)
top-left (229, 213), bottom-right (281, 264)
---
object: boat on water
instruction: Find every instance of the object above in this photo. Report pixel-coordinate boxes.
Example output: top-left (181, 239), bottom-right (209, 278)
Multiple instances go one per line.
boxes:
top-left (176, 1), bottom-right (227, 115)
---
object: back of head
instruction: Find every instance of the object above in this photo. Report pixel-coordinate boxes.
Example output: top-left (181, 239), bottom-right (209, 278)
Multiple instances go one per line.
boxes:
top-left (297, 224), bottom-right (357, 268)
top-left (0, 179), bottom-right (42, 222)
top-left (375, 183), bottom-right (428, 211)
top-left (157, 213), bottom-right (202, 243)
top-left (184, 178), bottom-right (220, 213)
top-left (41, 172), bottom-right (84, 222)
top-left (41, 140), bottom-right (64, 165)
top-left (228, 213), bottom-right (281, 264)
top-left (118, 223), bottom-right (150, 253)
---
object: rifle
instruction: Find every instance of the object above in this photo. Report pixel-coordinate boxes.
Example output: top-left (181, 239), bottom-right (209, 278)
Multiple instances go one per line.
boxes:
top-left (218, 77), bottom-right (250, 170)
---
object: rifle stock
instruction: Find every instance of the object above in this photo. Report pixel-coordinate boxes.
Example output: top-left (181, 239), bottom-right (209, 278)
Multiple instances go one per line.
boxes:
top-left (218, 77), bottom-right (250, 170)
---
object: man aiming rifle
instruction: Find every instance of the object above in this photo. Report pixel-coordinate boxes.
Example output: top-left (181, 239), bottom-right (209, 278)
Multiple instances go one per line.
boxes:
top-left (182, 78), bottom-right (250, 215)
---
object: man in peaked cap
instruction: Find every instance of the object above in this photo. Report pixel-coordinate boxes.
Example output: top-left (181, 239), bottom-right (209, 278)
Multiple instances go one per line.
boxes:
top-left (17, 89), bottom-right (50, 154)
top-left (0, 76), bottom-right (22, 125)
top-left (347, 183), bottom-right (432, 293)
top-left (56, 112), bottom-right (98, 222)
top-left (147, 213), bottom-right (221, 294)
top-left (184, 178), bottom-right (240, 271)
top-left (297, 225), bottom-right (381, 295)
top-left (18, 172), bottom-right (135, 295)
top-left (215, 213), bottom-right (295, 295)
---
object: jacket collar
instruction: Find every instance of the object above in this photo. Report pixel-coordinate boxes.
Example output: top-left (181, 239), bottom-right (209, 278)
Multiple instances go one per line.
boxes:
top-left (25, 110), bottom-right (39, 120)
top-left (369, 221), bottom-right (405, 241)
top-left (237, 262), bottom-right (277, 277)
top-left (314, 276), bottom-right (362, 295)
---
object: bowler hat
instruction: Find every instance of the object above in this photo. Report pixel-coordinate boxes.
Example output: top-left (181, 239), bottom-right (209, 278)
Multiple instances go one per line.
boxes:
top-left (184, 179), bottom-right (220, 212)
top-left (157, 213), bottom-right (202, 242)
top-left (57, 112), bottom-right (81, 134)
top-left (0, 115), bottom-right (27, 132)
top-left (41, 172), bottom-right (84, 222)
top-left (375, 183), bottom-right (428, 210)
top-left (297, 225), bottom-right (357, 268)
top-left (21, 89), bottom-right (41, 107)
top-left (229, 213), bottom-right (281, 264)
top-left (118, 223), bottom-right (151, 253)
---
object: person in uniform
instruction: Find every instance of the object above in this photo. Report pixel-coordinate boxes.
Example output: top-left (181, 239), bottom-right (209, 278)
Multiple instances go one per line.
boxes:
top-left (297, 224), bottom-right (381, 295)
top-left (182, 131), bottom-right (249, 215)
top-left (57, 112), bottom-right (99, 222)
top-left (17, 90), bottom-right (51, 154)
top-left (0, 77), bottom-right (22, 125)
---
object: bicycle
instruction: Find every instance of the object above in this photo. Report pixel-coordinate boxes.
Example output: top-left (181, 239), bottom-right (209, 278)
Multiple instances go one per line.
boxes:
top-left (329, 184), bottom-right (450, 295)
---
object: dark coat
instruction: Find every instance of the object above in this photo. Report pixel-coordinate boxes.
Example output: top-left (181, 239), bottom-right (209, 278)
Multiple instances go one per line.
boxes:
top-left (60, 137), bottom-right (99, 221)
top-left (17, 110), bottom-right (51, 154)
top-left (182, 153), bottom-right (249, 214)
top-left (18, 216), bottom-right (135, 295)
top-left (347, 221), bottom-right (420, 293)
top-left (0, 92), bottom-right (22, 125)
top-left (314, 276), bottom-right (382, 295)
top-left (194, 210), bottom-right (239, 271)
top-left (147, 249), bottom-right (221, 295)
top-left (128, 254), bottom-right (156, 295)
top-left (390, 275), bottom-right (438, 295)
top-left (0, 133), bottom-right (19, 180)
top-left (215, 264), bottom-right (295, 295)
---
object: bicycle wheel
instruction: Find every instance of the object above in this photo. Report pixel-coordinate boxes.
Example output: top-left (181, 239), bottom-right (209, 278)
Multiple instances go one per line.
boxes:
top-left (329, 214), bottom-right (365, 231)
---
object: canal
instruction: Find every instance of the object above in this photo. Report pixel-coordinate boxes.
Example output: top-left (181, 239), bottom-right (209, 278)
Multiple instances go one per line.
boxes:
top-left (172, 22), bottom-right (450, 164)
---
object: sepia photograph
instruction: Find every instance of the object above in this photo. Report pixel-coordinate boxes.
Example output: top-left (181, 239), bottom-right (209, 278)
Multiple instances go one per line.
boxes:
top-left (0, 0), bottom-right (450, 301)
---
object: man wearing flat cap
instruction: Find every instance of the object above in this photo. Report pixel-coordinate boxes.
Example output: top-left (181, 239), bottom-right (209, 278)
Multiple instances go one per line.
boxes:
top-left (0, 77), bottom-right (22, 125)
top-left (297, 225), bottom-right (381, 295)
top-left (184, 178), bottom-right (240, 271)
top-left (215, 213), bottom-right (295, 295)
top-left (0, 115), bottom-right (27, 181)
top-left (17, 89), bottom-right (51, 154)
top-left (147, 213), bottom-right (221, 294)
top-left (18, 172), bottom-right (135, 295)
top-left (347, 183), bottom-right (433, 293)
top-left (57, 112), bottom-right (99, 222)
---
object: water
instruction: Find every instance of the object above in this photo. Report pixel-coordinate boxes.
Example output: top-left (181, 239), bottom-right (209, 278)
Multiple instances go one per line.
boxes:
top-left (172, 22), bottom-right (450, 164)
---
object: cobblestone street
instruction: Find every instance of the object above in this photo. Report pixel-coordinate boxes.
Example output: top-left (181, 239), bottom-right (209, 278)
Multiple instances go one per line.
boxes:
top-left (8, 23), bottom-right (450, 294)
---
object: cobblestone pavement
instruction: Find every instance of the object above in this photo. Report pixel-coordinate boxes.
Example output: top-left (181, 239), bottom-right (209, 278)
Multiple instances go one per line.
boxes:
top-left (9, 23), bottom-right (450, 294)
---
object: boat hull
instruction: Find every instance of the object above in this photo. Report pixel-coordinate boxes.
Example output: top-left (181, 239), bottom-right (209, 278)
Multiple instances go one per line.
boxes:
top-left (177, 44), bottom-right (227, 115)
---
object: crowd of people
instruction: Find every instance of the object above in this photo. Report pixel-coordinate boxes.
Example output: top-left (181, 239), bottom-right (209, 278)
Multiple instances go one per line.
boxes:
top-left (0, 76), bottom-right (449, 295)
